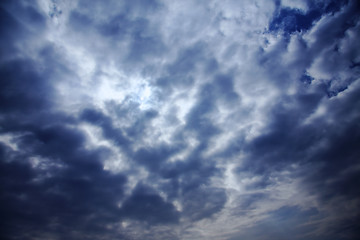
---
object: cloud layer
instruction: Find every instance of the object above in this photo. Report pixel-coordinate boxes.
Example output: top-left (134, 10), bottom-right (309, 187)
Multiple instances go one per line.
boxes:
top-left (1, 0), bottom-right (360, 239)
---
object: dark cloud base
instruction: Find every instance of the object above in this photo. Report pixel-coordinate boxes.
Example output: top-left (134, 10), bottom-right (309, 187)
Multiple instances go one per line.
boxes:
top-left (1, 0), bottom-right (360, 239)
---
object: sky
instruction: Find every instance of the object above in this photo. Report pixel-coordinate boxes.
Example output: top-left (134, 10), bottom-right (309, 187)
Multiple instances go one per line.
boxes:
top-left (0, 0), bottom-right (360, 239)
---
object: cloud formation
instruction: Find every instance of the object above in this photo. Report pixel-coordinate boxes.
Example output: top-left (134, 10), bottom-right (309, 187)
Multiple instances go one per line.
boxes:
top-left (1, 0), bottom-right (359, 239)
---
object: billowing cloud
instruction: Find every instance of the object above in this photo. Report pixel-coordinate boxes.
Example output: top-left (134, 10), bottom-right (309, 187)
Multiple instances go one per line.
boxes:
top-left (1, 0), bottom-right (359, 239)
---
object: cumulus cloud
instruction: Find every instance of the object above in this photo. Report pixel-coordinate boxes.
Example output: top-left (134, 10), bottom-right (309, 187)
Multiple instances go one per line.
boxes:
top-left (0, 0), bottom-right (359, 239)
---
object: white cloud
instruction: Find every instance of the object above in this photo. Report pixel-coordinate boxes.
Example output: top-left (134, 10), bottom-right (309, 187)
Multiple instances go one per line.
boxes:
top-left (281, 0), bottom-right (308, 11)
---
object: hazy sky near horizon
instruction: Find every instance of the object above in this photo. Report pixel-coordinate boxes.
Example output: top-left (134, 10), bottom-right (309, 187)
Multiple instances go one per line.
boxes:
top-left (1, 0), bottom-right (360, 239)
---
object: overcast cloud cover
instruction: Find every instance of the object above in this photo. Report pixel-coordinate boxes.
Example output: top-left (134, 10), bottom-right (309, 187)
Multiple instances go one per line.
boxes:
top-left (1, 0), bottom-right (360, 239)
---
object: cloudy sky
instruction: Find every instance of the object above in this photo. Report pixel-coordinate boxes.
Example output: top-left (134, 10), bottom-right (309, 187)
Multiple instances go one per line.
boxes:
top-left (1, 0), bottom-right (360, 239)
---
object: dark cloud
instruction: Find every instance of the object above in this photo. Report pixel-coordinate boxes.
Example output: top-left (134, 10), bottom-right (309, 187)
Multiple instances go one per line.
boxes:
top-left (81, 108), bottom-right (130, 147)
top-left (185, 83), bottom-right (221, 138)
top-left (182, 187), bottom-right (226, 221)
top-left (1, 0), bottom-right (360, 239)
top-left (307, 1), bottom-right (360, 51)
top-left (238, 58), bottom-right (360, 240)
top-left (127, 24), bottom-right (166, 62)
top-left (0, 7), bottom-right (25, 57)
top-left (120, 183), bottom-right (180, 224)
top-left (0, 125), bottom-right (128, 239)
top-left (133, 144), bottom-right (181, 172)
top-left (0, 60), bottom-right (53, 113)
top-left (155, 43), bottom-right (206, 95)
top-left (213, 73), bottom-right (240, 104)
top-left (0, 3), bottom-right (129, 238)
